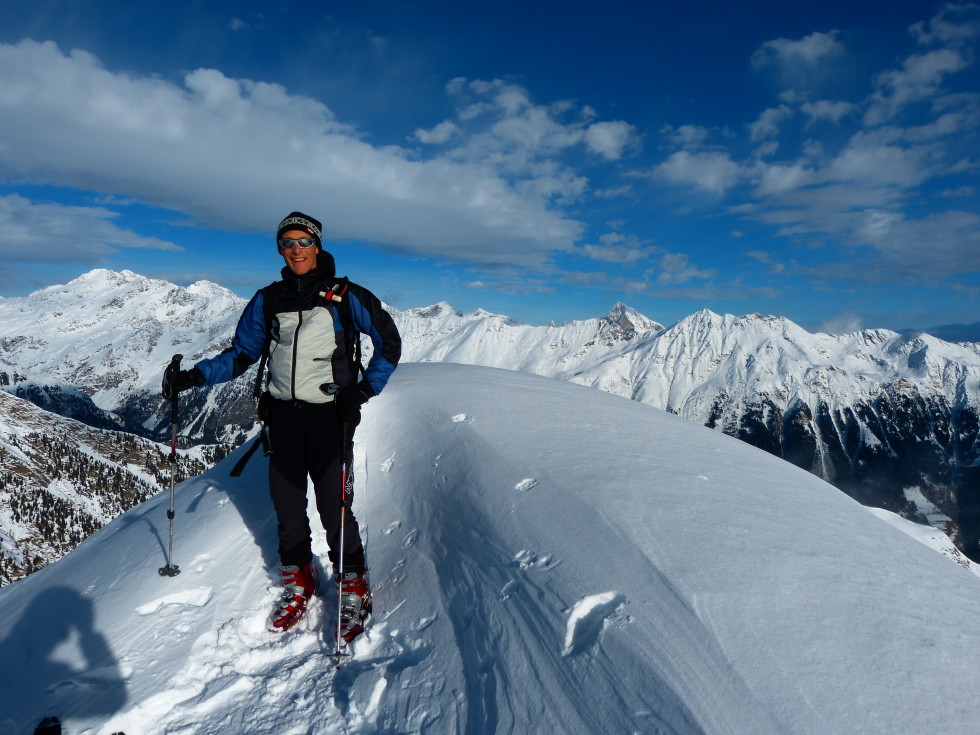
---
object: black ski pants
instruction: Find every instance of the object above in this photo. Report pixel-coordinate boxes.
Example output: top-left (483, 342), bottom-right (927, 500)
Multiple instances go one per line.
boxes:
top-left (267, 398), bottom-right (365, 574)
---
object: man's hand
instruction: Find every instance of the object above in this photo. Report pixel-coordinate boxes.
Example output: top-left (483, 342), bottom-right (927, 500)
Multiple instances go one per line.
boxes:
top-left (334, 380), bottom-right (374, 427)
top-left (161, 365), bottom-right (205, 400)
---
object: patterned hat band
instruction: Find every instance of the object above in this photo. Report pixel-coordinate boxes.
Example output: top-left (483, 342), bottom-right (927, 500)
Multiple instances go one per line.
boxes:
top-left (278, 216), bottom-right (321, 239)
top-left (276, 211), bottom-right (323, 248)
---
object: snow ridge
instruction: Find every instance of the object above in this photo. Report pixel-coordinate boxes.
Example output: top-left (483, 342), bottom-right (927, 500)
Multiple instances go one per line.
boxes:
top-left (1, 364), bottom-right (979, 735)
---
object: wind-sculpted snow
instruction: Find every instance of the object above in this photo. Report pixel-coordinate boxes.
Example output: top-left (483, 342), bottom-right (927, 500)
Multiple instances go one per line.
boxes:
top-left (1, 364), bottom-right (979, 734)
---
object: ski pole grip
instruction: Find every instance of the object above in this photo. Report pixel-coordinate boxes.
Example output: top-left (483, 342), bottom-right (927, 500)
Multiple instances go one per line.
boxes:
top-left (169, 354), bottom-right (183, 423)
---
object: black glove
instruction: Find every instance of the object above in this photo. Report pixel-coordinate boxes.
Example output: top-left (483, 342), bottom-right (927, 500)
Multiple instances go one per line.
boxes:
top-left (161, 365), bottom-right (205, 400)
top-left (334, 379), bottom-right (373, 427)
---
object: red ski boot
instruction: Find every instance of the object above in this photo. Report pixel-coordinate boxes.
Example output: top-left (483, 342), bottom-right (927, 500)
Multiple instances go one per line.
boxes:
top-left (335, 570), bottom-right (372, 646)
top-left (269, 561), bottom-right (319, 632)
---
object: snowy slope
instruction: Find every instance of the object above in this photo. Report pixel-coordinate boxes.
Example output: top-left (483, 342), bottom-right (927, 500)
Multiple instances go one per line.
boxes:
top-left (1, 364), bottom-right (978, 735)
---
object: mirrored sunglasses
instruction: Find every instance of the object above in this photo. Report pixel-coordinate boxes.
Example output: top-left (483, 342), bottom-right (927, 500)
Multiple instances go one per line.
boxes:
top-left (278, 237), bottom-right (318, 250)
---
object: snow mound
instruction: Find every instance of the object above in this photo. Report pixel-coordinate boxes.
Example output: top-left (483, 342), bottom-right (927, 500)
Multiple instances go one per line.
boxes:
top-left (1, 363), bottom-right (979, 735)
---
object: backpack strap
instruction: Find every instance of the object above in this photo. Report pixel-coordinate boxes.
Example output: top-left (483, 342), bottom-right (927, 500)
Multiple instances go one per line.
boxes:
top-left (320, 277), bottom-right (364, 383)
top-left (251, 281), bottom-right (279, 398)
top-left (232, 284), bottom-right (277, 478)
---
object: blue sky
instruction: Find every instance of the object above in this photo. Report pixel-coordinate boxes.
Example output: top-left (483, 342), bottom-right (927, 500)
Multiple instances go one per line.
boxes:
top-left (0, 1), bottom-right (977, 333)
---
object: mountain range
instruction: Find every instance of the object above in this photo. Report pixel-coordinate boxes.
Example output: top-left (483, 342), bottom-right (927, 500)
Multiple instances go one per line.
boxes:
top-left (0, 268), bottom-right (978, 577)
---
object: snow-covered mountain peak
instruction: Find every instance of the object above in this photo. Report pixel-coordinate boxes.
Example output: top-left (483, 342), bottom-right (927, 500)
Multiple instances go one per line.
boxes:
top-left (0, 270), bottom-right (247, 408)
top-left (601, 302), bottom-right (664, 339)
top-left (62, 267), bottom-right (160, 294)
top-left (849, 326), bottom-right (897, 340)
top-left (406, 301), bottom-right (464, 320)
top-left (185, 278), bottom-right (237, 298)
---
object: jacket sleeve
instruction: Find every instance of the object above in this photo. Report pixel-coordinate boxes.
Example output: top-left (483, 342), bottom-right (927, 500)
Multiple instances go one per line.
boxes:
top-left (193, 290), bottom-right (269, 385)
top-left (346, 282), bottom-right (401, 396)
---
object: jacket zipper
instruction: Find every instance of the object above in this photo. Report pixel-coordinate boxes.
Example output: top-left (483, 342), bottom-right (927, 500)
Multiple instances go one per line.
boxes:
top-left (291, 282), bottom-right (303, 399)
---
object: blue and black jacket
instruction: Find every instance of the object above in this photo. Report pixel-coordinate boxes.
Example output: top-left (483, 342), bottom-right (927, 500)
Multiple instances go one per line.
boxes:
top-left (195, 252), bottom-right (400, 402)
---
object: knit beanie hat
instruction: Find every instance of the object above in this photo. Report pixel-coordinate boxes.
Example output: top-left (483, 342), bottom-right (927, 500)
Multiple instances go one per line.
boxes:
top-left (277, 211), bottom-right (322, 248)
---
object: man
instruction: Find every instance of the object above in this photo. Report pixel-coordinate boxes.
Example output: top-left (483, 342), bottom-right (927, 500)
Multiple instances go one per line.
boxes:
top-left (162, 211), bottom-right (400, 643)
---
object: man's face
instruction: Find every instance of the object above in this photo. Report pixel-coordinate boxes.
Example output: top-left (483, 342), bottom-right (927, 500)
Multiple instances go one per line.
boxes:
top-left (279, 229), bottom-right (320, 276)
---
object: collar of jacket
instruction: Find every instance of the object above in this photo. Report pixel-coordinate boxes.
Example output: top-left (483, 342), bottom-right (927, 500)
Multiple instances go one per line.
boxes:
top-left (276, 251), bottom-right (338, 309)
top-left (279, 250), bottom-right (336, 283)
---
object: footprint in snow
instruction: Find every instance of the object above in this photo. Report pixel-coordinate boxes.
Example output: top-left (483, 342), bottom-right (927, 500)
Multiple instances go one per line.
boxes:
top-left (561, 591), bottom-right (626, 657)
top-left (514, 549), bottom-right (560, 571)
top-left (330, 621), bottom-right (435, 718)
top-left (515, 478), bottom-right (538, 492)
top-left (187, 553), bottom-right (213, 573)
top-left (451, 413), bottom-right (472, 423)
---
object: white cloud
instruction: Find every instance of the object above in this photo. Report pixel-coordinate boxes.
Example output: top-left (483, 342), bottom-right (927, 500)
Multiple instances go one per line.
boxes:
top-left (0, 41), bottom-right (604, 269)
top-left (940, 185), bottom-right (975, 196)
top-left (592, 184), bottom-right (633, 199)
top-left (489, 104), bottom-right (584, 153)
top-left (748, 105), bottom-right (794, 145)
top-left (853, 208), bottom-right (905, 242)
top-left (845, 209), bottom-right (980, 279)
top-left (653, 252), bottom-right (716, 285)
top-left (652, 7), bottom-right (979, 285)
top-left (414, 120), bottom-right (460, 144)
top-left (821, 131), bottom-right (939, 188)
top-left (801, 100), bottom-right (854, 126)
top-left (584, 120), bottom-right (638, 160)
top-left (751, 161), bottom-right (814, 196)
top-left (911, 3), bottom-right (980, 47)
top-left (745, 250), bottom-right (786, 274)
top-left (864, 48), bottom-right (970, 125)
top-left (444, 78), bottom-right (637, 164)
top-left (661, 124), bottom-right (709, 149)
top-left (0, 194), bottom-right (180, 263)
top-left (751, 31), bottom-right (845, 72)
top-left (652, 151), bottom-right (742, 195)
top-left (579, 232), bottom-right (658, 264)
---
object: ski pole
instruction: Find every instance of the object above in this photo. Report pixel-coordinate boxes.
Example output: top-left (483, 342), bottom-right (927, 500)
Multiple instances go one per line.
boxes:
top-left (159, 354), bottom-right (182, 577)
top-left (320, 381), bottom-right (353, 662)
top-left (334, 417), bottom-right (350, 663)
